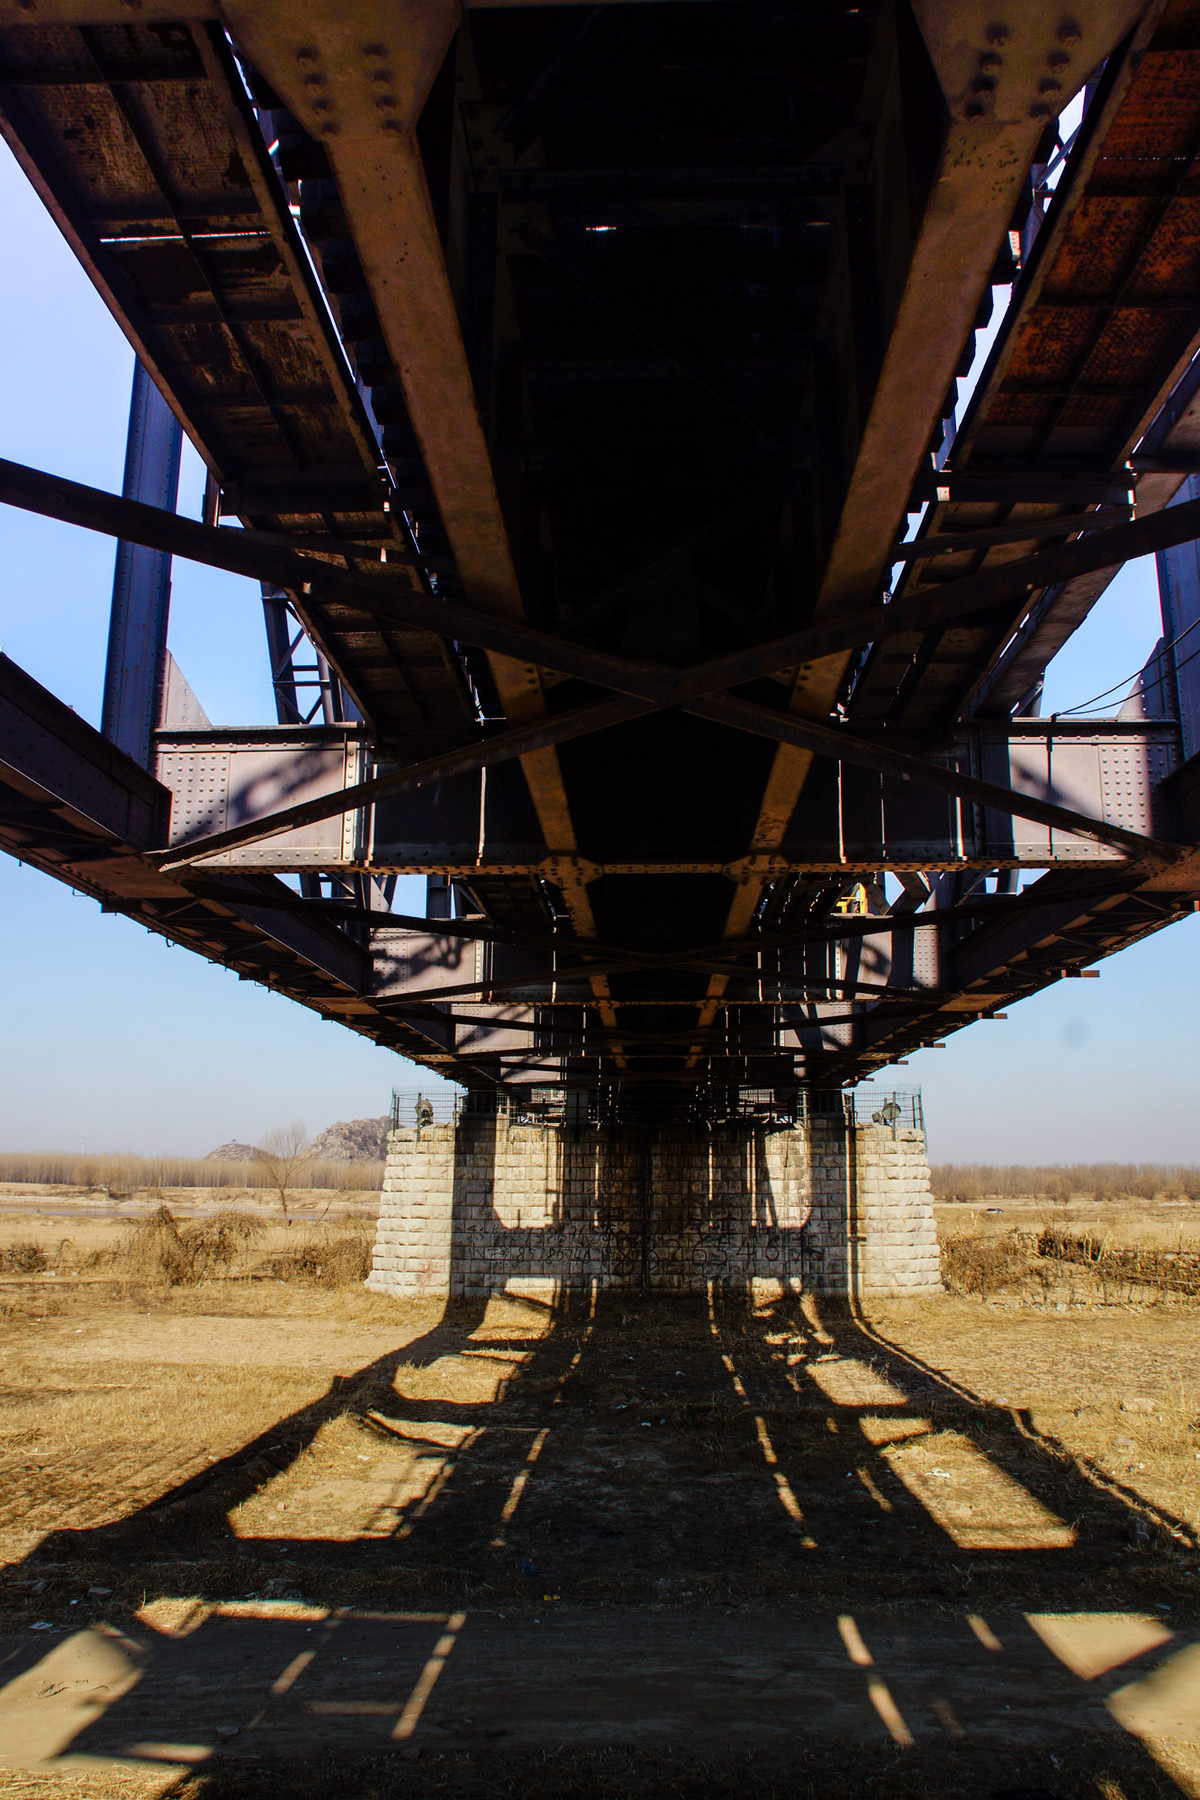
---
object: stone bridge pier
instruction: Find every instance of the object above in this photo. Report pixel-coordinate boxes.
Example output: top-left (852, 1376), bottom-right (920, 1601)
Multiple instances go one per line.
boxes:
top-left (366, 1110), bottom-right (940, 1301)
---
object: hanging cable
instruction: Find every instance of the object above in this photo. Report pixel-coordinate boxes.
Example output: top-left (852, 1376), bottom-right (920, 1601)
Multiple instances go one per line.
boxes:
top-left (1052, 613), bottom-right (1200, 717)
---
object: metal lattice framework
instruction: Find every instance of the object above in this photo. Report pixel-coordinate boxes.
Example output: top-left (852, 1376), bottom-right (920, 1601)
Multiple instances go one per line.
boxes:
top-left (3, 0), bottom-right (1200, 1115)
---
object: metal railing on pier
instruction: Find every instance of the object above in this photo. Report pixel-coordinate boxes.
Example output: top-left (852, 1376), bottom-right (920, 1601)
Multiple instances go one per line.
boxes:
top-left (388, 1084), bottom-right (923, 1134)
top-left (389, 1090), bottom-right (463, 1130)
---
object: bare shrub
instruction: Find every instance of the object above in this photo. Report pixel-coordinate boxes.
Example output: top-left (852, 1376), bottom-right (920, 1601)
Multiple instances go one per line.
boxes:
top-left (91, 1154), bottom-right (141, 1199)
top-left (262, 1224), bottom-right (374, 1289)
top-left (120, 1207), bottom-right (197, 1286)
top-left (0, 1241), bottom-right (48, 1275)
top-left (107, 1206), bottom-right (265, 1287)
top-left (937, 1218), bottom-right (1200, 1309)
top-left (254, 1121), bottom-right (311, 1223)
top-left (1039, 1226), bottom-right (1200, 1302)
top-left (183, 1210), bottom-right (265, 1280)
top-left (940, 1226), bottom-right (1034, 1299)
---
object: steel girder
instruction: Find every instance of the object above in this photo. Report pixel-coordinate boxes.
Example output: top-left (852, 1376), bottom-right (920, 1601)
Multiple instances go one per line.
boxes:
top-left (1, 0), bottom-right (1200, 1101)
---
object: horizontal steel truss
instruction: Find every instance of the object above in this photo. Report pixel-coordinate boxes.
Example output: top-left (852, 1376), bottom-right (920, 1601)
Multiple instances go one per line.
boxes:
top-left (3, 646), bottom-right (1200, 1088)
top-left (150, 719), bottom-right (1179, 876)
top-left (5, 455), bottom-right (1200, 870)
top-left (3, 450), bottom-right (1200, 1086)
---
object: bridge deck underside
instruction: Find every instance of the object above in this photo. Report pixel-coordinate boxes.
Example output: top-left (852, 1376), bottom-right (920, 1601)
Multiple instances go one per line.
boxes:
top-left (2, 0), bottom-right (1200, 1104)
top-left (852, 0), bottom-right (1200, 734)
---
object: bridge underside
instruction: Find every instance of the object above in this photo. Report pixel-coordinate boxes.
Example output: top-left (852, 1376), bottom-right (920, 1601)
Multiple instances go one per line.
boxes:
top-left (3, 0), bottom-right (1200, 1114)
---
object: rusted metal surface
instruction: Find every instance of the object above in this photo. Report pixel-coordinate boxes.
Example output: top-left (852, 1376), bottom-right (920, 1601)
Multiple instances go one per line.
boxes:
top-left (851, 0), bottom-right (1200, 735)
top-left (0, 654), bottom-right (535, 1079)
top-left (686, 0), bottom-right (1149, 1044)
top-left (3, 0), bottom-right (1200, 1100)
top-left (0, 13), bottom-right (477, 746)
top-left (220, 0), bottom-right (612, 1018)
top-left (148, 717), bottom-right (1181, 872)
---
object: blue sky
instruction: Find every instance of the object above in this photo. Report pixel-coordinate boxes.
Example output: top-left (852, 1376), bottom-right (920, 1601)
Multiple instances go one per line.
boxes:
top-left (1, 141), bottom-right (1197, 1162)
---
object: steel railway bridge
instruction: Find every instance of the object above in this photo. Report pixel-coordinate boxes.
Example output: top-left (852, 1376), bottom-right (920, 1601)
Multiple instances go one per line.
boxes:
top-left (3, 0), bottom-right (1200, 1120)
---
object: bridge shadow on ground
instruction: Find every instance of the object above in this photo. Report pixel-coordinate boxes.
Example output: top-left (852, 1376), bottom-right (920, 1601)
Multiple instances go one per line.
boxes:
top-left (2, 1285), bottom-right (1199, 1797)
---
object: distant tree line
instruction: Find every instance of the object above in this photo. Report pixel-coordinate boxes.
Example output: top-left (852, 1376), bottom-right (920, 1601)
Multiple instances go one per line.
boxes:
top-left (932, 1163), bottom-right (1200, 1203)
top-left (0, 1150), bottom-right (384, 1194)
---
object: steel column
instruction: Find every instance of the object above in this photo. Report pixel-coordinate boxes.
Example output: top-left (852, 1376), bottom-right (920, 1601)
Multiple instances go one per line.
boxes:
top-left (1156, 476), bottom-right (1200, 761)
top-left (100, 362), bottom-right (182, 768)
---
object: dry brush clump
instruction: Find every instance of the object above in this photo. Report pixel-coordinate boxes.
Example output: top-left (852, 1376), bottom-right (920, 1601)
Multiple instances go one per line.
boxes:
top-left (80, 1206), bottom-right (376, 1291)
top-left (932, 1161), bottom-right (1200, 1204)
top-left (0, 1241), bottom-right (48, 1275)
top-left (1038, 1225), bottom-right (1200, 1300)
top-left (261, 1222), bottom-right (375, 1289)
top-left (939, 1218), bottom-right (1200, 1307)
top-left (939, 1225), bottom-right (1037, 1299)
top-left (100, 1207), bottom-right (266, 1286)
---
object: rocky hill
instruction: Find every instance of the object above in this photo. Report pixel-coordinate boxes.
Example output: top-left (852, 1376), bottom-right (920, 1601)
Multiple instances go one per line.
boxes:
top-left (205, 1140), bottom-right (263, 1163)
top-left (305, 1117), bottom-right (388, 1163)
top-left (206, 1118), bottom-right (388, 1164)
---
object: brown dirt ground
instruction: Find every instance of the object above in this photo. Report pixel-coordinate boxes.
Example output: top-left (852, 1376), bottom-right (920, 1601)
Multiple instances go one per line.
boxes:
top-left (0, 1187), bottom-right (378, 1224)
top-left (0, 1204), bottom-right (1197, 1799)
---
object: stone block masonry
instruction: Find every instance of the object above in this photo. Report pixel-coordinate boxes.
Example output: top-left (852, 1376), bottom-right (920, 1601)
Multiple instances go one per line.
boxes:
top-left (367, 1113), bottom-right (940, 1299)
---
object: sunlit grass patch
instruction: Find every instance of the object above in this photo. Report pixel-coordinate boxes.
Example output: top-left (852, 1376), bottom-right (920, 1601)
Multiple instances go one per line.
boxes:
top-left (878, 1427), bottom-right (1075, 1549)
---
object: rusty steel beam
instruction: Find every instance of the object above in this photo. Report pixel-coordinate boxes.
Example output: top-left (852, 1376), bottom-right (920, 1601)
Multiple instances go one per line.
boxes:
top-left (216, 0), bottom-right (623, 1032)
top-left (155, 695), bottom-right (1171, 868)
top-left (189, 875), bottom-right (1132, 962)
top-left (681, 495), bottom-right (1200, 691)
top-left (156, 670), bottom-right (1173, 870)
top-left (372, 962), bottom-right (970, 1006)
top-left (696, 0), bottom-right (1153, 1041)
top-left (888, 507), bottom-right (1131, 562)
top-left (754, 0), bottom-right (1150, 779)
top-left (154, 695), bottom-right (648, 870)
top-left (0, 454), bottom-right (667, 694)
top-left (883, 2), bottom-right (1193, 730)
top-left (0, 442), bottom-right (1166, 867)
top-left (10, 453), bottom-right (1200, 722)
top-left (689, 696), bottom-right (1171, 860)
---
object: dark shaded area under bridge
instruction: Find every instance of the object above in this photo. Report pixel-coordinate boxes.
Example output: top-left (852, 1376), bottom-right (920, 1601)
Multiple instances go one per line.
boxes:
top-left (2, 1287), bottom-right (1197, 1794)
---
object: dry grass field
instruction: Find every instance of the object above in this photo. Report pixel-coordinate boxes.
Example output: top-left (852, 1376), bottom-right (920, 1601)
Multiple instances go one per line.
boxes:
top-left (0, 1192), bottom-right (1197, 1799)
